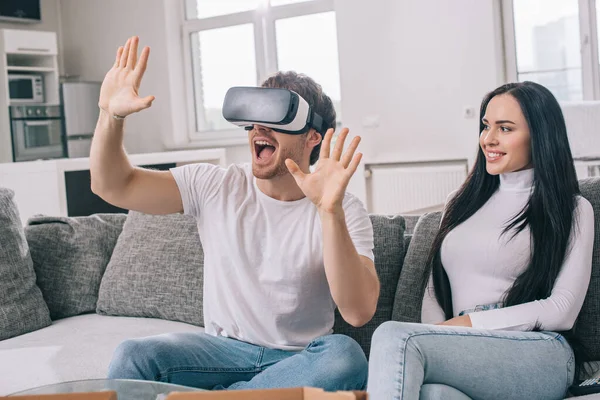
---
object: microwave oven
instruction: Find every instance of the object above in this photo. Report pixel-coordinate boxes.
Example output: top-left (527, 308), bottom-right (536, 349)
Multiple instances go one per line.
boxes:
top-left (8, 74), bottom-right (44, 104)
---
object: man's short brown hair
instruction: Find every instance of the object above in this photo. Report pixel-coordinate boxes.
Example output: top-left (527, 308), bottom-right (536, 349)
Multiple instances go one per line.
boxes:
top-left (261, 71), bottom-right (336, 165)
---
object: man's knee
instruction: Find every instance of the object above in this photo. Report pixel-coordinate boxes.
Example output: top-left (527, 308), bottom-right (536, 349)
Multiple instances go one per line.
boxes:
top-left (314, 334), bottom-right (368, 387)
top-left (108, 337), bottom-right (158, 380)
top-left (112, 338), bottom-right (145, 362)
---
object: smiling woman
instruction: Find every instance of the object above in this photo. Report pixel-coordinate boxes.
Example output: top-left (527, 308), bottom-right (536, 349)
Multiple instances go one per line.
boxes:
top-left (480, 94), bottom-right (533, 175)
top-left (367, 81), bottom-right (595, 400)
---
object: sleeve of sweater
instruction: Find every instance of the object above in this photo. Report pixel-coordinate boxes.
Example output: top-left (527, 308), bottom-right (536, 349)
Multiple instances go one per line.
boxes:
top-left (468, 197), bottom-right (595, 331)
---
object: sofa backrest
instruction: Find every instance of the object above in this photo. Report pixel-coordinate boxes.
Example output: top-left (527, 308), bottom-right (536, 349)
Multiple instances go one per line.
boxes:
top-left (576, 178), bottom-right (600, 360)
top-left (22, 210), bottom-right (410, 358)
top-left (391, 211), bottom-right (442, 323)
top-left (19, 177), bottom-right (600, 361)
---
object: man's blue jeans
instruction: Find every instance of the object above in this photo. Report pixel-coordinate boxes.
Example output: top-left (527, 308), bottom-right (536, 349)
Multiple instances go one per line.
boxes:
top-left (107, 332), bottom-right (367, 391)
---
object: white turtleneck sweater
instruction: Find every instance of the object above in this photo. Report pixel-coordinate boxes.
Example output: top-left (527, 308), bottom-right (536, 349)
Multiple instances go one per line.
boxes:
top-left (421, 168), bottom-right (595, 331)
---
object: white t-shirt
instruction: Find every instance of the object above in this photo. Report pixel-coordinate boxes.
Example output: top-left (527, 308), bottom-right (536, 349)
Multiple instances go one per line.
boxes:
top-left (170, 163), bottom-right (375, 350)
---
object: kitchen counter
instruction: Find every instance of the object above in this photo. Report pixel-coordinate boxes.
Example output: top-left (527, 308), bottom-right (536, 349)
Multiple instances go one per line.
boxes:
top-left (0, 148), bottom-right (226, 172)
top-left (0, 148), bottom-right (227, 225)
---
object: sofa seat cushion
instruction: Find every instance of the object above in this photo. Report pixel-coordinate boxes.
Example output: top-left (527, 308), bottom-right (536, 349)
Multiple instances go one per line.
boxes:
top-left (0, 314), bottom-right (204, 396)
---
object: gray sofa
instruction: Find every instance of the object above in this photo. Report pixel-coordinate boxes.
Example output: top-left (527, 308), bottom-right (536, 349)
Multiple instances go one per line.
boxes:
top-left (0, 178), bottom-right (599, 397)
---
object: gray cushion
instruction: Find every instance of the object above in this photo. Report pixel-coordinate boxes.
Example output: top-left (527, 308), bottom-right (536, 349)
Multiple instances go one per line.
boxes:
top-left (392, 211), bottom-right (442, 323)
top-left (333, 214), bottom-right (405, 357)
top-left (0, 188), bottom-right (51, 340)
top-left (25, 214), bottom-right (126, 320)
top-left (403, 215), bottom-right (421, 235)
top-left (404, 234), bottom-right (413, 252)
top-left (97, 211), bottom-right (204, 326)
top-left (576, 178), bottom-right (600, 360)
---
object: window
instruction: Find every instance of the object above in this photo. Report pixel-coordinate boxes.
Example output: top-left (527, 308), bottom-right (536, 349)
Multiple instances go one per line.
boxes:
top-left (182, 0), bottom-right (340, 142)
top-left (596, 2), bottom-right (600, 96)
top-left (275, 12), bottom-right (342, 121)
top-left (503, 0), bottom-right (600, 101)
top-left (185, 1), bottom-right (263, 20)
top-left (270, 0), bottom-right (314, 6)
top-left (597, 4), bottom-right (600, 56)
top-left (513, 0), bottom-right (581, 101)
top-left (190, 25), bottom-right (257, 132)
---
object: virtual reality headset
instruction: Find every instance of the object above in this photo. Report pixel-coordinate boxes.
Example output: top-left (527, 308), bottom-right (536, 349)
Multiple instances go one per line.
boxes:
top-left (222, 86), bottom-right (326, 135)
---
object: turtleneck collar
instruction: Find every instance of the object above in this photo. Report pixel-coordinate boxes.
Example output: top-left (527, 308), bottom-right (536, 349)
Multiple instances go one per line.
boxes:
top-left (499, 168), bottom-right (534, 192)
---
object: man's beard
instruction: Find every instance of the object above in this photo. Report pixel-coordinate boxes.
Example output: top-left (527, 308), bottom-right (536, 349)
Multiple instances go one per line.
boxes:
top-left (252, 141), bottom-right (304, 179)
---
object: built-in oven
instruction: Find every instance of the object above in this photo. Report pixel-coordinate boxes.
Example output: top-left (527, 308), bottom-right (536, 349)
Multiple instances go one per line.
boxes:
top-left (10, 105), bottom-right (66, 162)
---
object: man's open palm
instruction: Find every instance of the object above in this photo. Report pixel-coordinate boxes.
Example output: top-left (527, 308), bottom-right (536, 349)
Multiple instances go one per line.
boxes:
top-left (286, 128), bottom-right (363, 214)
top-left (99, 36), bottom-right (155, 118)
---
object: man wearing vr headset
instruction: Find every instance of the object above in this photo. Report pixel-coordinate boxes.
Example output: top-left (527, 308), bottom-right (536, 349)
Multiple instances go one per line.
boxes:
top-left (91, 36), bottom-right (379, 391)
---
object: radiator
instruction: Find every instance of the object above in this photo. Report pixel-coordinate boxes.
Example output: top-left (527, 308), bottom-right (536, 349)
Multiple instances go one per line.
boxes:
top-left (366, 161), bottom-right (468, 215)
top-left (575, 159), bottom-right (600, 179)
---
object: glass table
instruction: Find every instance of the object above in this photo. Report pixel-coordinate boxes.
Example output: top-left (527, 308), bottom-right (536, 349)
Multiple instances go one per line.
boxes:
top-left (8, 379), bottom-right (204, 400)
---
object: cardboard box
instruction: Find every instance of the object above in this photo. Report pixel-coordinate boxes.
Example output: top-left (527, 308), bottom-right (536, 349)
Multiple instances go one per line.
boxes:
top-left (2, 392), bottom-right (116, 400)
top-left (166, 388), bottom-right (367, 400)
top-left (2, 388), bottom-right (367, 400)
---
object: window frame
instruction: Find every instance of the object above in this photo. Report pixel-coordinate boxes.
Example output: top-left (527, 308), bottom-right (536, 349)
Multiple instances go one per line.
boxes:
top-left (501, 0), bottom-right (600, 100)
top-left (180, 0), bottom-right (336, 147)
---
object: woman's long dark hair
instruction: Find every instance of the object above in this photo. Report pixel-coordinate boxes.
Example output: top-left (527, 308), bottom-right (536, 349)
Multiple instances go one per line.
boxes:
top-left (428, 81), bottom-right (588, 373)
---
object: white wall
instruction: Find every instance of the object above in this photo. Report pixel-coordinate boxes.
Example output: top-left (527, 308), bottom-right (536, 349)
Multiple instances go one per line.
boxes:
top-left (333, 0), bottom-right (504, 203)
top-left (335, 0), bottom-right (504, 166)
top-left (58, 0), bottom-right (170, 154)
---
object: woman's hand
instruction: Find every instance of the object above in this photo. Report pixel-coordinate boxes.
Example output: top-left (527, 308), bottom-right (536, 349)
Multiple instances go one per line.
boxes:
top-left (437, 315), bottom-right (472, 327)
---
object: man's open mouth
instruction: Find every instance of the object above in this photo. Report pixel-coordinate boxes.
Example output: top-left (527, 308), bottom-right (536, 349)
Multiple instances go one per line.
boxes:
top-left (254, 140), bottom-right (277, 161)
